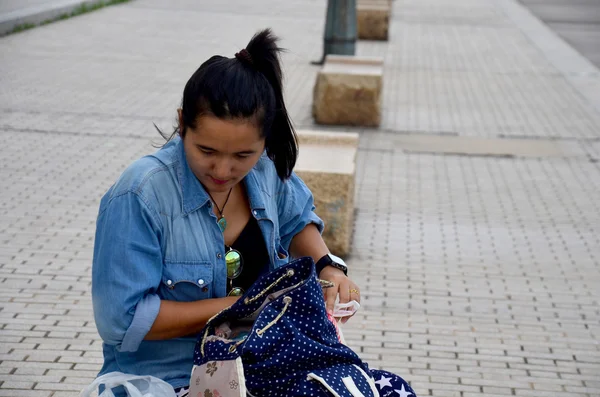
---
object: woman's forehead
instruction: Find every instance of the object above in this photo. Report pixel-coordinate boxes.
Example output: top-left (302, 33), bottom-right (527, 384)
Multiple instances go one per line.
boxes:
top-left (189, 115), bottom-right (264, 150)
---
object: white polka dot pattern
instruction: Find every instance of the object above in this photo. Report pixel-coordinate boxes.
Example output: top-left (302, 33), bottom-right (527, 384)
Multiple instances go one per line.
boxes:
top-left (192, 257), bottom-right (417, 396)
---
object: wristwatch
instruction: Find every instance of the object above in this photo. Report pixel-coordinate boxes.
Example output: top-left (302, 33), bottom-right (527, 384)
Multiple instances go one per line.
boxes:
top-left (315, 253), bottom-right (348, 276)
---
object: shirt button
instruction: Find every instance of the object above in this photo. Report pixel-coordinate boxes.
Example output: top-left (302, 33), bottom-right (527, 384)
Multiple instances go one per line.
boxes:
top-left (166, 280), bottom-right (172, 286)
top-left (198, 279), bottom-right (204, 285)
top-left (217, 253), bottom-right (222, 259)
top-left (253, 210), bottom-right (258, 216)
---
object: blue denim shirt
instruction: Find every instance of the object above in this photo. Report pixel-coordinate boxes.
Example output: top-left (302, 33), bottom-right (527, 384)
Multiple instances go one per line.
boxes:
top-left (92, 137), bottom-right (324, 389)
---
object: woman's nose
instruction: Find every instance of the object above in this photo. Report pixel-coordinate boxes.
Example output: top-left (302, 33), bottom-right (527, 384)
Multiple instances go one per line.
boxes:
top-left (212, 158), bottom-right (232, 179)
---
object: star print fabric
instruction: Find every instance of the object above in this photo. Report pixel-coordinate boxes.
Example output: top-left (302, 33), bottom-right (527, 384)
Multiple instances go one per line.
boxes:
top-left (371, 370), bottom-right (416, 397)
top-left (191, 257), bottom-right (417, 397)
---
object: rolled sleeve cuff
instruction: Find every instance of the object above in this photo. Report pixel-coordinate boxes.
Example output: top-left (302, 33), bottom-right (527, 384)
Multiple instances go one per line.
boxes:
top-left (119, 294), bottom-right (161, 352)
top-left (308, 211), bottom-right (325, 235)
top-left (282, 211), bottom-right (325, 251)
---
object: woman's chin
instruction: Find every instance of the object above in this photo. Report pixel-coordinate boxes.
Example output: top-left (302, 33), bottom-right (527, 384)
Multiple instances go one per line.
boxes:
top-left (204, 178), bottom-right (234, 192)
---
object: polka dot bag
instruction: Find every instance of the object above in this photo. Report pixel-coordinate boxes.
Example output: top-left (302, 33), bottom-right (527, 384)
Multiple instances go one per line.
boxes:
top-left (190, 257), bottom-right (417, 397)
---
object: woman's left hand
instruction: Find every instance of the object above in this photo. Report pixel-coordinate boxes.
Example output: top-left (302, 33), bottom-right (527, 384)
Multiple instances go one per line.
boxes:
top-left (319, 266), bottom-right (360, 324)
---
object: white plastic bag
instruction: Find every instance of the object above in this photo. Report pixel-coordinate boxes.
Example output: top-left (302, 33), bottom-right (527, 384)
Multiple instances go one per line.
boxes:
top-left (79, 372), bottom-right (176, 397)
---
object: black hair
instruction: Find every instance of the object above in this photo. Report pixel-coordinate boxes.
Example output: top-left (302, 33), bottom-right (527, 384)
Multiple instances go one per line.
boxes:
top-left (156, 28), bottom-right (297, 180)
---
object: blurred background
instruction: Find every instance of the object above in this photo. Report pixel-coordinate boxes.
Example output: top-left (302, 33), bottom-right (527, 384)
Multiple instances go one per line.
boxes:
top-left (0, 0), bottom-right (599, 396)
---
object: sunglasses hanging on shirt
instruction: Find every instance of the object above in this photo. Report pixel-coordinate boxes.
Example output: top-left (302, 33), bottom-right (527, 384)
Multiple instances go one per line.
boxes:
top-left (225, 246), bottom-right (245, 296)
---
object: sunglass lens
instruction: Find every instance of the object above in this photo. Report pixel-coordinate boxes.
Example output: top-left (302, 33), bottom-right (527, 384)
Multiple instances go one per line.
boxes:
top-left (228, 287), bottom-right (244, 297)
top-left (226, 249), bottom-right (242, 279)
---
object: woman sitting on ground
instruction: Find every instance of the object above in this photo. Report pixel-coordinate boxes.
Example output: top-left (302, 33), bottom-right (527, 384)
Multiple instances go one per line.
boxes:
top-left (92, 29), bottom-right (361, 395)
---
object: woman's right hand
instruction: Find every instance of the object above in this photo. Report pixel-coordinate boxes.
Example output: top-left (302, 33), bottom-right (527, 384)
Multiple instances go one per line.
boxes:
top-left (145, 296), bottom-right (241, 341)
top-left (224, 296), bottom-right (241, 307)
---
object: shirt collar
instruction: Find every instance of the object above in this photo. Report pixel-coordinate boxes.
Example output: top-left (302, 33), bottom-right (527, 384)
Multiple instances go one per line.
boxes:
top-left (174, 137), bottom-right (211, 215)
top-left (244, 161), bottom-right (267, 212)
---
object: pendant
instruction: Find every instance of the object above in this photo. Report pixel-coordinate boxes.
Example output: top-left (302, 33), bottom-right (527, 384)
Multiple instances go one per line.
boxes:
top-left (217, 216), bottom-right (227, 233)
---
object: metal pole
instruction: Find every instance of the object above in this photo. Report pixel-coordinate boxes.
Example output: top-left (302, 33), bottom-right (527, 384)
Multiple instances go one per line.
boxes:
top-left (312, 0), bottom-right (357, 65)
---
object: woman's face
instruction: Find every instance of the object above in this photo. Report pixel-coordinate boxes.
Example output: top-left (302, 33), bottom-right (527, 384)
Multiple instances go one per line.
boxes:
top-left (180, 112), bottom-right (266, 194)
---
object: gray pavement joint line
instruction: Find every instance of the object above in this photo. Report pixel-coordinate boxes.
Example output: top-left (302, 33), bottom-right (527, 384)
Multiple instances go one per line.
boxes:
top-left (0, 108), bottom-right (166, 122)
top-left (497, 134), bottom-right (600, 142)
top-left (0, 126), bottom-right (153, 141)
top-left (125, 3), bottom-right (323, 22)
top-left (494, 0), bottom-right (600, 115)
top-left (374, 128), bottom-right (460, 137)
top-left (0, 126), bottom-right (600, 162)
top-left (358, 129), bottom-right (600, 143)
top-left (535, 19), bottom-right (600, 28)
top-left (371, 146), bottom-right (587, 161)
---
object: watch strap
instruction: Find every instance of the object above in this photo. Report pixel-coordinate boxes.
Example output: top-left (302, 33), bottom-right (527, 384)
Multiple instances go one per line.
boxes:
top-left (315, 254), bottom-right (348, 276)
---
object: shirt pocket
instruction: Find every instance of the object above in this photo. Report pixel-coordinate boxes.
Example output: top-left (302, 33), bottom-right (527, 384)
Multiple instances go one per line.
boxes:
top-left (159, 261), bottom-right (214, 302)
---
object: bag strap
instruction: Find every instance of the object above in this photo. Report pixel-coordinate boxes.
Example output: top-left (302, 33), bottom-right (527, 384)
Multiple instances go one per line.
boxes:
top-left (200, 267), bottom-right (297, 357)
top-left (255, 296), bottom-right (292, 337)
top-left (243, 268), bottom-right (295, 304)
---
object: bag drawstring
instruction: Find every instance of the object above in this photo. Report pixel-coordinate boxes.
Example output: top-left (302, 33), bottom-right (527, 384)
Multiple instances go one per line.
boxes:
top-left (200, 327), bottom-right (210, 357)
top-left (202, 296), bottom-right (293, 356)
top-left (256, 296), bottom-right (292, 337)
top-left (244, 268), bottom-right (295, 304)
top-left (228, 296), bottom-right (292, 353)
top-left (201, 268), bottom-right (297, 357)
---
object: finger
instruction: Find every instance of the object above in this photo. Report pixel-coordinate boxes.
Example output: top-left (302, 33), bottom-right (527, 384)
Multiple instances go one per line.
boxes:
top-left (338, 280), bottom-right (351, 305)
top-left (349, 285), bottom-right (361, 304)
top-left (343, 298), bottom-right (359, 324)
top-left (325, 283), bottom-right (338, 314)
top-left (342, 284), bottom-right (360, 324)
top-left (337, 279), bottom-right (352, 323)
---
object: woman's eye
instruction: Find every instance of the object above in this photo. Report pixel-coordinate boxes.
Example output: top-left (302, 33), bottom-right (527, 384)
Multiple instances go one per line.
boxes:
top-left (201, 150), bottom-right (214, 156)
top-left (236, 154), bottom-right (250, 159)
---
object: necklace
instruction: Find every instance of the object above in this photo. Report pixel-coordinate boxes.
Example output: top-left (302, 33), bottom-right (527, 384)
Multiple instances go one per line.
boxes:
top-left (206, 188), bottom-right (233, 233)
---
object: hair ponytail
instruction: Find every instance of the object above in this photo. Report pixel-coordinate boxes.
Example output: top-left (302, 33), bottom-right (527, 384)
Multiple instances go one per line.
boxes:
top-left (244, 29), bottom-right (297, 180)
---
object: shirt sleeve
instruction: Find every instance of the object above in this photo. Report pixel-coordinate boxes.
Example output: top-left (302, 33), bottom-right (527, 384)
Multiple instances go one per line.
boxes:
top-left (92, 191), bottom-right (163, 353)
top-left (277, 172), bottom-right (325, 252)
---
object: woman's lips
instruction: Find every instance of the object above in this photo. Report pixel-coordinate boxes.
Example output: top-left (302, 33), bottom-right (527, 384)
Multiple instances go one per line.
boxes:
top-left (210, 177), bottom-right (228, 185)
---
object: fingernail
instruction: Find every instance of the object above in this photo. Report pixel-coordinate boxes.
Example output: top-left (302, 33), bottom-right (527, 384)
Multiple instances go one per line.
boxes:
top-left (327, 309), bottom-right (333, 316)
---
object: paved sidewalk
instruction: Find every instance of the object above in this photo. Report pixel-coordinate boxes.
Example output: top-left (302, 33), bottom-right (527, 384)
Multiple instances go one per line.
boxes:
top-left (1, 0), bottom-right (599, 396)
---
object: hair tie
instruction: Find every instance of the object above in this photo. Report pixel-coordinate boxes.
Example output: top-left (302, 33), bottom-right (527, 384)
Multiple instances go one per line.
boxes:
top-left (235, 49), bottom-right (254, 66)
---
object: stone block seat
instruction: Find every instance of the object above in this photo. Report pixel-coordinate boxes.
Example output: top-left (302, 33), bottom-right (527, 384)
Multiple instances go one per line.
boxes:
top-left (313, 55), bottom-right (384, 127)
top-left (295, 129), bottom-right (359, 257)
top-left (357, 2), bottom-right (391, 41)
